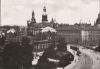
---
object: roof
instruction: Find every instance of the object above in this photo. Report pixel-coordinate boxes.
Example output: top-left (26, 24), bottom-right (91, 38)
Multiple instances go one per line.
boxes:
top-left (41, 26), bottom-right (57, 32)
top-left (7, 29), bottom-right (16, 33)
top-left (82, 26), bottom-right (100, 31)
top-left (56, 25), bottom-right (81, 31)
top-left (29, 22), bottom-right (55, 29)
top-left (56, 25), bottom-right (100, 31)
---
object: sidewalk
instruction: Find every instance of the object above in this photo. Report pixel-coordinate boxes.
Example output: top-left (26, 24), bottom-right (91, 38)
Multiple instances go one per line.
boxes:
top-left (79, 48), bottom-right (100, 69)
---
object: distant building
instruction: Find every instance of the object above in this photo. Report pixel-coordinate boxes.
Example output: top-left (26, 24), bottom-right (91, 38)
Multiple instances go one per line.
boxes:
top-left (27, 6), bottom-right (57, 36)
top-left (27, 5), bottom-right (100, 49)
top-left (56, 25), bottom-right (81, 44)
top-left (33, 40), bottom-right (52, 52)
top-left (57, 23), bottom-right (100, 46)
top-left (27, 6), bottom-right (57, 51)
top-left (81, 26), bottom-right (100, 46)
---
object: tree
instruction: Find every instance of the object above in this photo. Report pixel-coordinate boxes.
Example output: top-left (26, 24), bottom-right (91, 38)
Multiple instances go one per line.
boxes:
top-left (56, 35), bottom-right (67, 51)
top-left (57, 51), bottom-right (74, 68)
top-left (35, 43), bottom-right (58, 69)
top-left (2, 42), bottom-right (21, 69)
top-left (20, 36), bottom-right (33, 68)
top-left (2, 36), bottom-right (33, 69)
top-left (0, 35), bottom-right (6, 46)
top-left (35, 38), bottom-right (74, 69)
top-left (21, 36), bottom-right (30, 45)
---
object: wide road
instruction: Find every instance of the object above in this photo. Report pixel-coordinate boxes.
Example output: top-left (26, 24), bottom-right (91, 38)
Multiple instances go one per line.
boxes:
top-left (66, 45), bottom-right (93, 69)
top-left (66, 44), bottom-right (100, 69)
top-left (71, 54), bottom-right (93, 69)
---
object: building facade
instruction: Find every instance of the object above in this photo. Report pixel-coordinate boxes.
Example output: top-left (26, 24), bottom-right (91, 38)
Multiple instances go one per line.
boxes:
top-left (27, 6), bottom-right (100, 48)
top-left (56, 25), bottom-right (81, 44)
top-left (82, 26), bottom-right (100, 46)
top-left (27, 6), bottom-right (57, 51)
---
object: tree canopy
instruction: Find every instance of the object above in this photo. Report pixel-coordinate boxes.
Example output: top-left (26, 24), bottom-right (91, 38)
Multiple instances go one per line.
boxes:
top-left (35, 36), bottom-right (74, 69)
top-left (2, 37), bottom-right (33, 69)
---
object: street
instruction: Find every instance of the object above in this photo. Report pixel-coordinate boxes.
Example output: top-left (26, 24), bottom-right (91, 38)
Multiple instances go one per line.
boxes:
top-left (71, 54), bottom-right (93, 69)
top-left (64, 46), bottom-right (100, 69)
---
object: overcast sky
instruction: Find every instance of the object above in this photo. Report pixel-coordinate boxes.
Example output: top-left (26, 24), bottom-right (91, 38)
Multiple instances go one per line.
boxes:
top-left (1, 0), bottom-right (99, 26)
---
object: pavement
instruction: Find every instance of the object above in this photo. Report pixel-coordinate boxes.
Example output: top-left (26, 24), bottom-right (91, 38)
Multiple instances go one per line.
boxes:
top-left (63, 46), bottom-right (100, 69)
top-left (79, 48), bottom-right (100, 69)
top-left (71, 53), bottom-right (93, 69)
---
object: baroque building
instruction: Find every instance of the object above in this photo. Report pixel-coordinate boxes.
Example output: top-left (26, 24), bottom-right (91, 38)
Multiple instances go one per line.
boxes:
top-left (27, 6), bottom-right (57, 51)
top-left (27, 6), bottom-right (57, 36)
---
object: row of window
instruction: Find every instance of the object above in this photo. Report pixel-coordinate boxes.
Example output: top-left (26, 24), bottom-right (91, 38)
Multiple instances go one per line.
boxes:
top-left (34, 43), bottom-right (51, 50)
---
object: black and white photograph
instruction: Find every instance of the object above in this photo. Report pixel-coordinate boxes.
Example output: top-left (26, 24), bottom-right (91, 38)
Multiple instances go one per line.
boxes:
top-left (0, 0), bottom-right (100, 69)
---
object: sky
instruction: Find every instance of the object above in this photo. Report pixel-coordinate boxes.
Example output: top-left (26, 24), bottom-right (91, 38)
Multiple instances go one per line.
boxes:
top-left (1, 0), bottom-right (100, 26)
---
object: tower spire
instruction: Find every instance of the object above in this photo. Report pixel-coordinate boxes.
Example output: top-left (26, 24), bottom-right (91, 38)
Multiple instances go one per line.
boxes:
top-left (32, 10), bottom-right (35, 18)
top-left (43, 6), bottom-right (46, 13)
top-left (42, 0), bottom-right (48, 22)
top-left (31, 10), bottom-right (36, 23)
top-left (43, 0), bottom-right (46, 13)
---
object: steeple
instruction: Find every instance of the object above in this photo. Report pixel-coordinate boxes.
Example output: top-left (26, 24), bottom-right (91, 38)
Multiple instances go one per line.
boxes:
top-left (43, 6), bottom-right (46, 13)
top-left (42, 0), bottom-right (48, 22)
top-left (32, 10), bottom-right (35, 18)
top-left (31, 10), bottom-right (36, 23)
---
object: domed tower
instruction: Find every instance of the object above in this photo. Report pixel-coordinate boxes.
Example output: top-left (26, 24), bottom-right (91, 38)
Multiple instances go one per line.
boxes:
top-left (42, 6), bottom-right (48, 22)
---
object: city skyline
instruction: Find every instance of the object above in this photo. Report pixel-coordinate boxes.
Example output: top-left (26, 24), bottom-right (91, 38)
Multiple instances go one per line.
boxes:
top-left (1, 0), bottom-right (100, 26)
